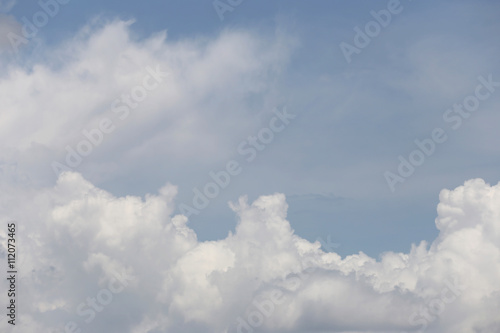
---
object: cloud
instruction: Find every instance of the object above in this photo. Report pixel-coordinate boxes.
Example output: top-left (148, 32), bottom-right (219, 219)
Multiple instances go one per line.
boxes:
top-left (0, 11), bottom-right (499, 333)
top-left (0, 173), bottom-right (499, 332)
top-left (0, 18), bottom-right (297, 187)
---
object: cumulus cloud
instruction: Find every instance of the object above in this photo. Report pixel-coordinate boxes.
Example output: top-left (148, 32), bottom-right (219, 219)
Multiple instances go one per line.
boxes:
top-left (0, 18), bottom-right (297, 187)
top-left (0, 173), bottom-right (499, 332)
top-left (1, 13), bottom-right (499, 333)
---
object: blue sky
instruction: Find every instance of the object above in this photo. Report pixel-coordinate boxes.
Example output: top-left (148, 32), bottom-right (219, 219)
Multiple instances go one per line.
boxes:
top-left (2, 0), bottom-right (499, 257)
top-left (1, 2), bottom-right (500, 331)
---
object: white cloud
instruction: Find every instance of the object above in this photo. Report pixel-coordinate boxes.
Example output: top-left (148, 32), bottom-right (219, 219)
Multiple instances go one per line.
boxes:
top-left (0, 173), bottom-right (499, 332)
top-left (0, 18), bottom-right (297, 187)
top-left (0, 13), bottom-right (499, 333)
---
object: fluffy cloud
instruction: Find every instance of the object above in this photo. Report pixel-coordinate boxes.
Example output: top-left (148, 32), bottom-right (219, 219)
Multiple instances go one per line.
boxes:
top-left (0, 173), bottom-right (499, 332)
top-left (1, 13), bottom-right (499, 333)
top-left (0, 18), bottom-right (296, 187)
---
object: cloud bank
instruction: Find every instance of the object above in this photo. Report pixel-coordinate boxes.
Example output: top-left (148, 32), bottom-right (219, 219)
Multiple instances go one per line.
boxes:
top-left (0, 173), bottom-right (499, 333)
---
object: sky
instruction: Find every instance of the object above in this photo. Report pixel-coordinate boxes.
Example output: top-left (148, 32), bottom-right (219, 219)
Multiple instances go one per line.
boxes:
top-left (0, 0), bottom-right (499, 332)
